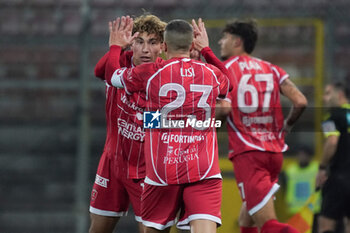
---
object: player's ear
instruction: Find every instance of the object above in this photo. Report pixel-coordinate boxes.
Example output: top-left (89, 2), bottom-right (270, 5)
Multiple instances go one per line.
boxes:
top-left (164, 42), bottom-right (168, 52)
top-left (160, 42), bottom-right (165, 54)
top-left (234, 37), bottom-right (242, 48)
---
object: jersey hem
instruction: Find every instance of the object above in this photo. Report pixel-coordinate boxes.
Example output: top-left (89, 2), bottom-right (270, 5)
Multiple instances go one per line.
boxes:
top-left (142, 218), bottom-right (176, 230)
top-left (89, 206), bottom-right (128, 217)
top-left (248, 183), bottom-right (280, 215)
top-left (176, 214), bottom-right (222, 230)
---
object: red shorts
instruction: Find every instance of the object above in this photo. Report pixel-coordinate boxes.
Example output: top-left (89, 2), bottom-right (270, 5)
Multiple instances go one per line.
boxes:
top-left (231, 151), bottom-right (283, 215)
top-left (141, 178), bottom-right (222, 230)
top-left (89, 152), bottom-right (144, 221)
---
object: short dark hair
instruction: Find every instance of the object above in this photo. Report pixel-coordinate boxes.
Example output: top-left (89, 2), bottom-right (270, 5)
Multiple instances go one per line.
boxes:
top-left (164, 19), bottom-right (193, 52)
top-left (223, 19), bottom-right (258, 54)
top-left (332, 81), bottom-right (350, 100)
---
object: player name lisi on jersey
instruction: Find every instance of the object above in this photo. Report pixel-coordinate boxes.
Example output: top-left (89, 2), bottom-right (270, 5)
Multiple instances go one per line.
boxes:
top-left (143, 110), bottom-right (222, 130)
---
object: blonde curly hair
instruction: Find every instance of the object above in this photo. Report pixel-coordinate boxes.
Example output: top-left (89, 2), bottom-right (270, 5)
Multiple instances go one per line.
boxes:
top-left (133, 14), bottom-right (167, 42)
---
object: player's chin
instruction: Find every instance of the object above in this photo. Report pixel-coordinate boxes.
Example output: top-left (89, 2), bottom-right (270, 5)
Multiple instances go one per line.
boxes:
top-left (220, 53), bottom-right (227, 60)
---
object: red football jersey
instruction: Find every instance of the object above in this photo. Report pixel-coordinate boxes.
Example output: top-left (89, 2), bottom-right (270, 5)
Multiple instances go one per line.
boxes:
top-left (95, 50), bottom-right (147, 179)
top-left (106, 46), bottom-right (230, 185)
top-left (224, 55), bottom-right (289, 159)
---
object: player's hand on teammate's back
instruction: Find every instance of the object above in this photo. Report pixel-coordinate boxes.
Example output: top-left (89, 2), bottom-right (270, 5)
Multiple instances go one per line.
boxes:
top-left (192, 18), bottom-right (209, 51)
top-left (109, 15), bottom-right (139, 49)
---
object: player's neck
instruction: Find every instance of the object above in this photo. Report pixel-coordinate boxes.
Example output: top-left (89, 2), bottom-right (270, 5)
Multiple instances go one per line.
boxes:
top-left (166, 51), bottom-right (190, 60)
top-left (234, 51), bottom-right (250, 57)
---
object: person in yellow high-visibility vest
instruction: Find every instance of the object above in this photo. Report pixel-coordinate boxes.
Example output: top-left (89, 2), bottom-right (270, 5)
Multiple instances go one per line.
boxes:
top-left (285, 146), bottom-right (321, 216)
top-left (284, 146), bottom-right (321, 233)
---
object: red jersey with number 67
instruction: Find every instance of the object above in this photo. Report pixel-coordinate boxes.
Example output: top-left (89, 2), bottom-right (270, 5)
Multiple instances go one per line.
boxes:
top-left (107, 50), bottom-right (231, 185)
top-left (225, 55), bottom-right (289, 159)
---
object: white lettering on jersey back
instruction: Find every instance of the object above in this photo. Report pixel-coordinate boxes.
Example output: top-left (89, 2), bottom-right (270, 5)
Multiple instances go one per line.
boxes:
top-left (239, 60), bottom-right (262, 71)
top-left (180, 67), bottom-right (195, 78)
top-left (95, 174), bottom-right (109, 188)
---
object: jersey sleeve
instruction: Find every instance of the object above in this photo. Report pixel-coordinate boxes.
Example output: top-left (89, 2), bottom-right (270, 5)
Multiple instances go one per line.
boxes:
top-left (322, 113), bottom-right (340, 138)
top-left (201, 47), bottom-right (233, 90)
top-left (94, 51), bottom-right (109, 80)
top-left (212, 65), bottom-right (231, 99)
top-left (94, 49), bottom-right (130, 80)
top-left (272, 64), bottom-right (289, 85)
top-left (105, 45), bottom-right (153, 94)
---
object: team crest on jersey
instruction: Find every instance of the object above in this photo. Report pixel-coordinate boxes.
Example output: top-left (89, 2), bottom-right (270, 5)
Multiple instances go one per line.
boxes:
top-left (143, 110), bottom-right (161, 129)
top-left (115, 67), bottom-right (126, 77)
top-left (91, 189), bottom-right (98, 201)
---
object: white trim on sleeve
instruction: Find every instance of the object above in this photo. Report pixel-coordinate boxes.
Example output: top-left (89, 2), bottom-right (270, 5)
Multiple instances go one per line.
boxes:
top-left (279, 74), bottom-right (289, 85)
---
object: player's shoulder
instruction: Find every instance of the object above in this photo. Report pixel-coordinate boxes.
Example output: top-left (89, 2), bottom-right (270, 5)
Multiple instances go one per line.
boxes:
top-left (223, 56), bottom-right (240, 68)
top-left (251, 57), bottom-right (288, 78)
top-left (248, 56), bottom-right (275, 69)
top-left (120, 50), bottom-right (133, 67)
top-left (191, 59), bottom-right (222, 75)
top-left (156, 57), bottom-right (164, 63)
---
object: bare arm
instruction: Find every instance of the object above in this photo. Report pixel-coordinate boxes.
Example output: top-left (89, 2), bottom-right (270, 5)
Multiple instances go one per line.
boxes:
top-left (316, 135), bottom-right (339, 189)
top-left (216, 99), bottom-right (232, 121)
top-left (280, 79), bottom-right (308, 131)
top-left (106, 16), bottom-right (138, 87)
top-left (320, 135), bottom-right (339, 167)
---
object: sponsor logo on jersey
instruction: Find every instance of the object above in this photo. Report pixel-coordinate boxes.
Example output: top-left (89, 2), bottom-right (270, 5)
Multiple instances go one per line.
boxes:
top-left (120, 94), bottom-right (144, 113)
top-left (242, 115), bottom-right (273, 127)
top-left (251, 130), bottom-right (276, 141)
top-left (161, 133), bottom-right (205, 143)
top-left (118, 118), bottom-right (145, 142)
top-left (95, 174), bottom-right (109, 188)
top-left (163, 145), bottom-right (199, 164)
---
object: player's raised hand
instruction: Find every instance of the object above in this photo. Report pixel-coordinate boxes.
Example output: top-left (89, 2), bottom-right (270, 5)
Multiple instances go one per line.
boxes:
top-left (192, 18), bottom-right (209, 51)
top-left (109, 16), bottom-right (139, 48)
